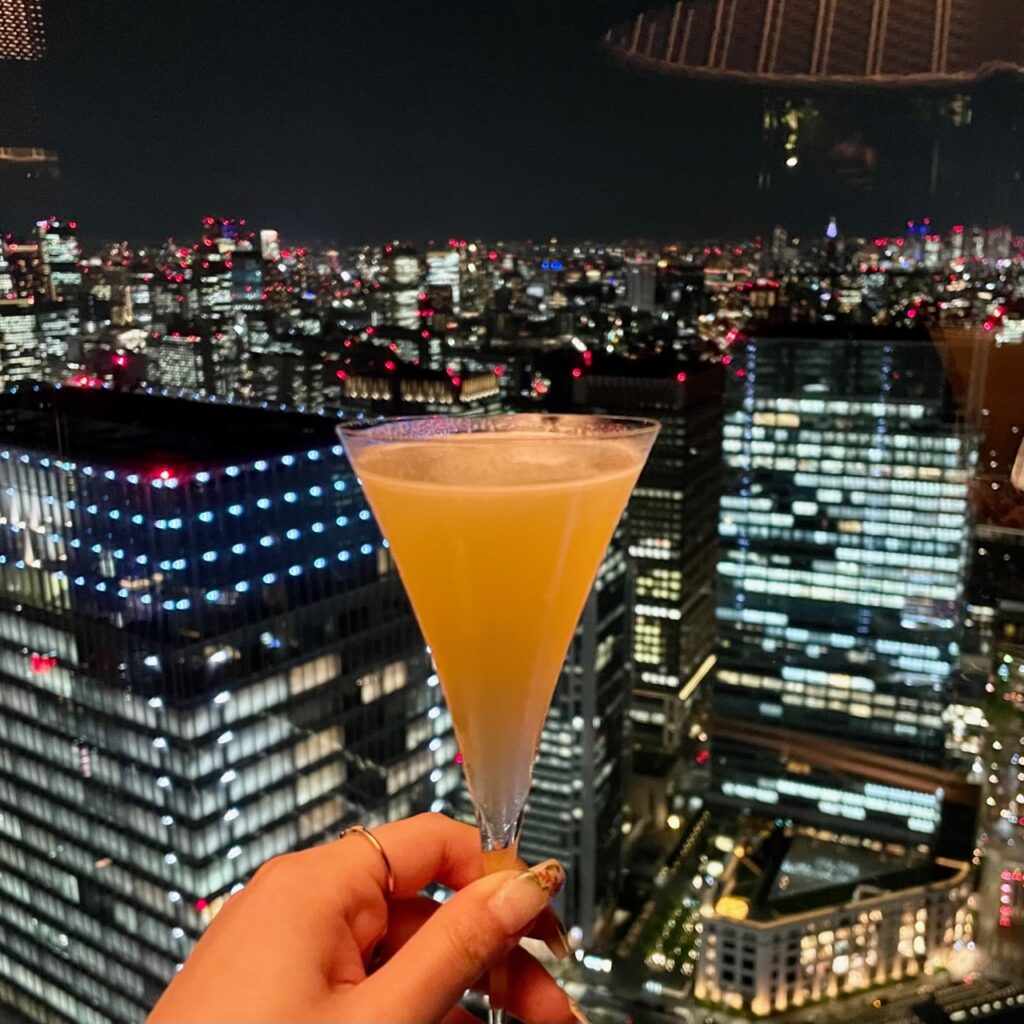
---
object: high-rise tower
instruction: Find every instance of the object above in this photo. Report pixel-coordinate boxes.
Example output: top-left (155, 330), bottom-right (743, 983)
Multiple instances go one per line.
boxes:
top-left (0, 386), bottom-right (455, 1024)
top-left (713, 325), bottom-right (978, 848)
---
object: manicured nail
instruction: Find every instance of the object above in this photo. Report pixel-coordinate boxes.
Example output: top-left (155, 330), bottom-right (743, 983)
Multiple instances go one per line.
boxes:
top-left (567, 997), bottom-right (590, 1024)
top-left (545, 916), bottom-right (571, 959)
top-left (488, 859), bottom-right (565, 934)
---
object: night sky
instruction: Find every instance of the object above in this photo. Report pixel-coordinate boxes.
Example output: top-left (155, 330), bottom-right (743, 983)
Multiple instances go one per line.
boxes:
top-left (34, 1), bottom-right (1016, 245)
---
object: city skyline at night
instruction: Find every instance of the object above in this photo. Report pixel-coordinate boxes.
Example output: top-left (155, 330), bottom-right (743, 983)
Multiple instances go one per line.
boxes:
top-left (0, 1), bottom-right (1022, 1021)
top-left (0, 208), bottom-right (1018, 1023)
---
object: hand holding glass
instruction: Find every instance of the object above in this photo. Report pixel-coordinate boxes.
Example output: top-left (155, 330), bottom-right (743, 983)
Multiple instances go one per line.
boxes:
top-left (341, 414), bottom-right (658, 1022)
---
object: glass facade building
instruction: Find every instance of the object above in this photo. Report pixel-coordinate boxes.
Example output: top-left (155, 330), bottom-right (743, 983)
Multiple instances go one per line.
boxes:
top-left (35, 219), bottom-right (80, 303)
top-left (569, 357), bottom-right (724, 756)
top-left (0, 299), bottom-right (40, 383)
top-left (0, 385), bottom-right (453, 1024)
top-left (713, 327), bottom-right (976, 845)
top-left (520, 536), bottom-right (632, 946)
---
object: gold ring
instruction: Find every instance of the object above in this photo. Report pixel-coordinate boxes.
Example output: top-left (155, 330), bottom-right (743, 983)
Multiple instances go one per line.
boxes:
top-left (340, 825), bottom-right (396, 895)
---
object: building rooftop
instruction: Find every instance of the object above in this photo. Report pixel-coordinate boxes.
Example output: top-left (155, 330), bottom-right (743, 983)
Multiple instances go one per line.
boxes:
top-left (717, 826), bottom-right (966, 922)
top-left (744, 321), bottom-right (935, 342)
top-left (0, 383), bottom-right (336, 472)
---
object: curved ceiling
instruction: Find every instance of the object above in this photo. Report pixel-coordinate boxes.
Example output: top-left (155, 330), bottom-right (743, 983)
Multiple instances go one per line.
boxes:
top-left (604, 0), bottom-right (1024, 87)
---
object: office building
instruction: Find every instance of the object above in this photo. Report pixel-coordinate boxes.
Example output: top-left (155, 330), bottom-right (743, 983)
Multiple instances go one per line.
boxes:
top-left (193, 219), bottom-right (263, 322)
top-left (127, 265), bottom-right (154, 329)
top-left (695, 826), bottom-right (974, 1017)
top-left (146, 331), bottom-right (204, 392)
top-left (36, 219), bottom-right (81, 303)
top-left (624, 262), bottom-right (656, 313)
top-left (714, 326), bottom-right (977, 848)
top-left (377, 245), bottom-right (420, 330)
top-left (193, 255), bottom-right (233, 320)
top-left (3, 238), bottom-right (41, 299)
top-left (0, 0), bottom-right (45, 60)
top-left (333, 343), bottom-right (502, 415)
top-left (259, 230), bottom-right (280, 263)
top-left (37, 304), bottom-right (78, 375)
top-left (0, 291), bottom-right (39, 382)
top-left (520, 537), bottom-right (632, 946)
top-left (0, 239), bottom-right (13, 294)
top-left (0, 385), bottom-right (453, 1024)
top-left (569, 352), bottom-right (724, 757)
top-left (426, 249), bottom-right (461, 313)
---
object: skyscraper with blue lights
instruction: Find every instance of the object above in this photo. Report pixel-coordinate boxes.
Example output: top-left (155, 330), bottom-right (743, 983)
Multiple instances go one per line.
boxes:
top-left (0, 385), bottom-right (455, 1024)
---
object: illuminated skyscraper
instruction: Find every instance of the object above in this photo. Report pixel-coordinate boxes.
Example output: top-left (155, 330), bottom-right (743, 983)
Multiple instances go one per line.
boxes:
top-left (147, 330), bottom-right (204, 391)
top-left (376, 244), bottom-right (420, 330)
top-left (0, 241), bottom-right (39, 382)
top-left (569, 353), bottom-right (724, 759)
top-left (0, 386), bottom-right (454, 1024)
top-left (713, 325), bottom-right (978, 848)
top-left (426, 249), bottom-right (461, 313)
top-left (194, 219), bottom-right (263, 321)
top-left (624, 261), bottom-right (657, 313)
top-left (0, 237), bottom-right (13, 295)
top-left (0, 0), bottom-right (44, 59)
top-left (36, 219), bottom-right (81, 303)
top-left (0, 291), bottom-right (40, 382)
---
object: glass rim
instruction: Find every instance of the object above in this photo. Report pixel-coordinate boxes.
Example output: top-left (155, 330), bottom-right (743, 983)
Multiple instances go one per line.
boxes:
top-left (337, 412), bottom-right (661, 440)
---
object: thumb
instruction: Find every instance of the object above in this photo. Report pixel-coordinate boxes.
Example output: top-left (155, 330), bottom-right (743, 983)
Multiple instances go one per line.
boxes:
top-left (347, 859), bottom-right (565, 1023)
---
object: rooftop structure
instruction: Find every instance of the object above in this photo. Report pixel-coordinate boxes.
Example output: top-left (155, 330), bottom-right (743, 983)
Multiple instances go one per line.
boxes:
top-left (695, 826), bottom-right (974, 1017)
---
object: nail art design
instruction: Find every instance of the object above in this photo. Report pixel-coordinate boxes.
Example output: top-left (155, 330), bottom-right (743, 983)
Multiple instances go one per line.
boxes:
top-left (528, 859), bottom-right (566, 897)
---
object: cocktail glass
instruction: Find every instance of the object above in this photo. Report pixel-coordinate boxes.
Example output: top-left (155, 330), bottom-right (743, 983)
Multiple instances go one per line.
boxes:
top-left (339, 413), bottom-right (658, 1023)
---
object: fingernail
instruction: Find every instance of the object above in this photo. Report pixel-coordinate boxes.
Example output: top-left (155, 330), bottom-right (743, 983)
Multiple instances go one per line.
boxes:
top-left (488, 859), bottom-right (565, 934)
top-left (567, 997), bottom-right (590, 1024)
top-left (545, 916), bottom-right (571, 959)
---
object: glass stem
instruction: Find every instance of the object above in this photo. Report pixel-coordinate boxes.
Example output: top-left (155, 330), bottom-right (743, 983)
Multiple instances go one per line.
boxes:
top-left (479, 806), bottom-right (525, 1024)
